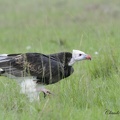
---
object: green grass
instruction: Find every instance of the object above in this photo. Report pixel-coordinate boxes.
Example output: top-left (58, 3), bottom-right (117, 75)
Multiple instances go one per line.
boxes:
top-left (0, 0), bottom-right (120, 119)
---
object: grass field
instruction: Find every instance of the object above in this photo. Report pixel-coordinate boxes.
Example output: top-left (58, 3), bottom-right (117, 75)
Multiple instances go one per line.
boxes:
top-left (0, 0), bottom-right (120, 119)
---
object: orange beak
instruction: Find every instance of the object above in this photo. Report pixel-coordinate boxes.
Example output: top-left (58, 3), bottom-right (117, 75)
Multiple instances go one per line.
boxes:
top-left (86, 55), bottom-right (91, 60)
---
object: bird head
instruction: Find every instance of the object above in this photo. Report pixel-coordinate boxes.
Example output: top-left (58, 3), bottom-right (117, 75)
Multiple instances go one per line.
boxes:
top-left (68, 49), bottom-right (91, 66)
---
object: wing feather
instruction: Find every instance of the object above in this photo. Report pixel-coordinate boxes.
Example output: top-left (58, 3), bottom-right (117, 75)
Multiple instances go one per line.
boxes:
top-left (0, 52), bottom-right (73, 84)
top-left (10, 53), bottom-right (64, 78)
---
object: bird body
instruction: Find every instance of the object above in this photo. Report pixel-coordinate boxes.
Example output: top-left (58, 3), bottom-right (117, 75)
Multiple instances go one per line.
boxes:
top-left (0, 52), bottom-right (73, 84)
top-left (0, 50), bottom-right (91, 101)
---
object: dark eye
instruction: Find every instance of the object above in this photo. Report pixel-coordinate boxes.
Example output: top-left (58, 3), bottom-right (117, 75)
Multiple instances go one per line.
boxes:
top-left (79, 54), bottom-right (82, 56)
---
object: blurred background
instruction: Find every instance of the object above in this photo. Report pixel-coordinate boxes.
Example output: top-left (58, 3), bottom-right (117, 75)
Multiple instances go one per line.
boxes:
top-left (0, 0), bottom-right (119, 54)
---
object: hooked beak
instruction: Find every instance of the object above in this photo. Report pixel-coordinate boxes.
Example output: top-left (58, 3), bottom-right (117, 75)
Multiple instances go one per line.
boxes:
top-left (85, 54), bottom-right (91, 60)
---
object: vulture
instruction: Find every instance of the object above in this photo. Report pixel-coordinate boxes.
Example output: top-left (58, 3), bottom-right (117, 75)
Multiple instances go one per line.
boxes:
top-left (0, 50), bottom-right (91, 101)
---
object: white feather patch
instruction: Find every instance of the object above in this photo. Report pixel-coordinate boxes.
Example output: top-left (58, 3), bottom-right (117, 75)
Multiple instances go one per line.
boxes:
top-left (19, 77), bottom-right (43, 102)
top-left (0, 54), bottom-right (8, 56)
top-left (20, 78), bottom-right (36, 94)
top-left (0, 68), bottom-right (4, 71)
top-left (0, 54), bottom-right (9, 62)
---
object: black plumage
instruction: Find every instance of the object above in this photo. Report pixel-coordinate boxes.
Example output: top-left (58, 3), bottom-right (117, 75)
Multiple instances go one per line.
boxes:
top-left (0, 52), bottom-right (74, 85)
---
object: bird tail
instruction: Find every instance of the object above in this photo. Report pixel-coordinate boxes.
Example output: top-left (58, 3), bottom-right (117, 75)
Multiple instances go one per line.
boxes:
top-left (0, 53), bottom-right (20, 66)
top-left (0, 54), bottom-right (20, 75)
top-left (0, 54), bottom-right (12, 67)
top-left (0, 54), bottom-right (10, 75)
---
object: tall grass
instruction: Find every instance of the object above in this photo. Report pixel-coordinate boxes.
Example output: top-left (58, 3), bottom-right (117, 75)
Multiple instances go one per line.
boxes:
top-left (89, 45), bottom-right (119, 79)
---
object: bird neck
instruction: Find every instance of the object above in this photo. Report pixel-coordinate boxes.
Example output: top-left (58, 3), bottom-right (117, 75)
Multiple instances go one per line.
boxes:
top-left (68, 58), bottom-right (75, 66)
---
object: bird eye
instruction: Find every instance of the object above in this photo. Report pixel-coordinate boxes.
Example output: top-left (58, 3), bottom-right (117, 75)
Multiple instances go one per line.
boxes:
top-left (79, 54), bottom-right (82, 56)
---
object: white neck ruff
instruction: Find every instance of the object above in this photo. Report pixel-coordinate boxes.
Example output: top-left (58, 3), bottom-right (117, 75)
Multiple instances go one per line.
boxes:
top-left (68, 58), bottom-right (75, 66)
